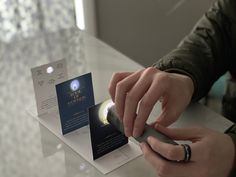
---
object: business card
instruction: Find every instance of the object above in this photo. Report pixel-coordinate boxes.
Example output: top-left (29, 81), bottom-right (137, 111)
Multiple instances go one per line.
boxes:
top-left (31, 59), bottom-right (68, 116)
top-left (89, 100), bottom-right (128, 160)
top-left (56, 73), bottom-right (95, 135)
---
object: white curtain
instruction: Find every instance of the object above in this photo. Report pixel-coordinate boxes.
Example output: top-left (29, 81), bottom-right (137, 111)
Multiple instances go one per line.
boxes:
top-left (0, 0), bottom-right (75, 42)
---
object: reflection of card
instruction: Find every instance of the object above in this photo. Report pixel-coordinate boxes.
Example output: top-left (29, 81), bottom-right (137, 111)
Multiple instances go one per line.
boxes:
top-left (89, 100), bottom-right (128, 160)
top-left (56, 73), bottom-right (95, 135)
top-left (31, 59), bottom-right (68, 116)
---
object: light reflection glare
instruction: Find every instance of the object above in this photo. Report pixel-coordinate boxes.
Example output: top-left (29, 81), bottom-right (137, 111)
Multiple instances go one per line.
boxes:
top-left (56, 144), bottom-right (62, 149)
top-left (46, 66), bottom-right (54, 74)
top-left (98, 100), bottom-right (114, 125)
top-left (75, 0), bottom-right (85, 30)
top-left (79, 163), bottom-right (86, 171)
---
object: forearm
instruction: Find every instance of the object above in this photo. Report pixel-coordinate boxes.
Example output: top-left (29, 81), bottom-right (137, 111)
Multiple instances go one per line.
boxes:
top-left (153, 0), bottom-right (236, 101)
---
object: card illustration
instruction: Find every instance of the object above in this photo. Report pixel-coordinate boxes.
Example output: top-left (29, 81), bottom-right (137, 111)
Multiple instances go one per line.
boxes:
top-left (56, 73), bottom-right (95, 135)
top-left (31, 59), bottom-right (68, 116)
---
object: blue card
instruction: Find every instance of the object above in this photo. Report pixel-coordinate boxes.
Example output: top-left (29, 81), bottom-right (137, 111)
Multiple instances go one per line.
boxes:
top-left (89, 100), bottom-right (128, 160)
top-left (56, 73), bottom-right (95, 135)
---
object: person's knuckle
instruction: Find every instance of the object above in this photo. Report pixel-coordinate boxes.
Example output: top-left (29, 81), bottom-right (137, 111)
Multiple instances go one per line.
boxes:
top-left (156, 71), bottom-right (169, 83)
top-left (126, 92), bottom-right (138, 103)
top-left (116, 81), bottom-right (125, 92)
top-left (144, 67), bottom-right (157, 75)
top-left (108, 83), bottom-right (113, 94)
top-left (112, 72), bottom-right (121, 81)
top-left (139, 98), bottom-right (152, 109)
top-left (109, 73), bottom-right (120, 92)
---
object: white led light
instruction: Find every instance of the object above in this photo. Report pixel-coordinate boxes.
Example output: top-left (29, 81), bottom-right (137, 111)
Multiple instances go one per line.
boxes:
top-left (70, 80), bottom-right (80, 91)
top-left (46, 66), bottom-right (54, 74)
top-left (98, 100), bottom-right (114, 125)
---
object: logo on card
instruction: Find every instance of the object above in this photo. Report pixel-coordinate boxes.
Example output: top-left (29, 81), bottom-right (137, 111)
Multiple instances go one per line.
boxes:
top-left (70, 80), bottom-right (80, 91)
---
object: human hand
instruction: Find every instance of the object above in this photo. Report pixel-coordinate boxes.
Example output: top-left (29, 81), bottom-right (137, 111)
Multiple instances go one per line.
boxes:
top-left (140, 124), bottom-right (235, 177)
top-left (108, 67), bottom-right (194, 137)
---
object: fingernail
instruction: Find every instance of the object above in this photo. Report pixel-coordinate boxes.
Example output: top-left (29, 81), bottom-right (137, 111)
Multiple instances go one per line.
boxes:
top-left (147, 136), bottom-right (152, 143)
top-left (125, 127), bottom-right (131, 137)
top-left (133, 128), bottom-right (140, 138)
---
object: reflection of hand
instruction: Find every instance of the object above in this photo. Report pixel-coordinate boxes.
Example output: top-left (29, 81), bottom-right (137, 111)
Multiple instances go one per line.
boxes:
top-left (140, 124), bottom-right (235, 177)
top-left (108, 67), bottom-right (194, 137)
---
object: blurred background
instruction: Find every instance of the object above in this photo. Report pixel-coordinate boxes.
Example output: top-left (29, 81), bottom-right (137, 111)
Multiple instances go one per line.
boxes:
top-left (0, 0), bottom-right (216, 66)
top-left (0, 0), bottom-right (224, 113)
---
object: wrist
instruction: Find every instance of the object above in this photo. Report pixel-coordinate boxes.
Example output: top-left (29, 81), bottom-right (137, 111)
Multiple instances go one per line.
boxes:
top-left (160, 68), bottom-right (195, 100)
top-left (172, 73), bottom-right (194, 99)
top-left (182, 74), bottom-right (194, 99)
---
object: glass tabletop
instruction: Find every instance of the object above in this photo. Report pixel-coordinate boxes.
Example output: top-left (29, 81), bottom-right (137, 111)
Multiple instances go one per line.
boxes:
top-left (0, 27), bottom-right (155, 177)
top-left (0, 27), bottom-right (233, 177)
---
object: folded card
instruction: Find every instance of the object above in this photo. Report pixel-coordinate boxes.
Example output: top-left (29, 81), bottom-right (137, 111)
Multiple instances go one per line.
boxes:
top-left (31, 59), bottom-right (68, 116)
top-left (89, 100), bottom-right (128, 160)
top-left (56, 73), bottom-right (95, 135)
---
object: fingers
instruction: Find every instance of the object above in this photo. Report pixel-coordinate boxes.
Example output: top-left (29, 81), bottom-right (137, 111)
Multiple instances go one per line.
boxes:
top-left (148, 125), bottom-right (207, 162)
top-left (147, 136), bottom-right (185, 161)
top-left (154, 124), bottom-right (204, 141)
top-left (109, 68), bottom-right (169, 137)
top-left (140, 142), bottom-right (197, 177)
top-left (108, 72), bottom-right (133, 102)
top-left (123, 68), bottom-right (158, 136)
top-left (132, 76), bottom-right (166, 137)
top-left (114, 70), bottom-right (143, 119)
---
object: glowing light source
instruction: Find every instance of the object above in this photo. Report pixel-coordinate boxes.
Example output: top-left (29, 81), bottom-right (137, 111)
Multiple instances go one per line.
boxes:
top-left (98, 100), bottom-right (114, 125)
top-left (46, 66), bottom-right (54, 74)
top-left (70, 80), bottom-right (80, 91)
top-left (75, 0), bottom-right (85, 30)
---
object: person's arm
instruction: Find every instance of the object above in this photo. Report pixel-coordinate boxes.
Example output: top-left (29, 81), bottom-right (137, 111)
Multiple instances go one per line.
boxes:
top-left (140, 125), bottom-right (235, 177)
top-left (153, 0), bottom-right (236, 102)
top-left (153, 0), bottom-right (236, 175)
top-left (225, 125), bottom-right (236, 177)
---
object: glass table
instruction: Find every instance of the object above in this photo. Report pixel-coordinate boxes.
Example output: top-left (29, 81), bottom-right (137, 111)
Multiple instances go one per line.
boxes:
top-left (0, 27), bottom-right (233, 177)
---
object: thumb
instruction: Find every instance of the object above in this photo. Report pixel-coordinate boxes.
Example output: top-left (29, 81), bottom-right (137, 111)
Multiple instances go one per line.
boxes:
top-left (154, 124), bottom-right (204, 141)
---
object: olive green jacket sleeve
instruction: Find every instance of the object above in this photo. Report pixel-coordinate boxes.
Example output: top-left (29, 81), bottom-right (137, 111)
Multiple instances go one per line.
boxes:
top-left (153, 0), bottom-right (236, 101)
top-left (153, 0), bottom-right (236, 176)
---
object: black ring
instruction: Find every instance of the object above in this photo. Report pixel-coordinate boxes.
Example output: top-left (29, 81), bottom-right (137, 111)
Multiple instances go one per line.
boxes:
top-left (181, 144), bottom-right (191, 162)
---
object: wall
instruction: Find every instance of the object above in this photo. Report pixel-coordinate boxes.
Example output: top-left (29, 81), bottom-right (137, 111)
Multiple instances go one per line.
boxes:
top-left (95, 0), bottom-right (216, 67)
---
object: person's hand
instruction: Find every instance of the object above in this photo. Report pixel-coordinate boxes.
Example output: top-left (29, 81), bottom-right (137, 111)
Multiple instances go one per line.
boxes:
top-left (108, 67), bottom-right (194, 137)
top-left (140, 124), bottom-right (235, 177)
